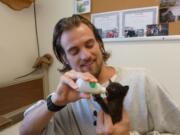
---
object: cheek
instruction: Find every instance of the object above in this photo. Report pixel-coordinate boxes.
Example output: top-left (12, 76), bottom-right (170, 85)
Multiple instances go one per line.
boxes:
top-left (92, 45), bottom-right (101, 56)
top-left (96, 48), bottom-right (103, 61)
top-left (67, 56), bottom-right (80, 68)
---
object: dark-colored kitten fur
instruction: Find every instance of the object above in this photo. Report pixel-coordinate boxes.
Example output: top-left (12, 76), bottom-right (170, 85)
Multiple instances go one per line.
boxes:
top-left (93, 80), bottom-right (129, 124)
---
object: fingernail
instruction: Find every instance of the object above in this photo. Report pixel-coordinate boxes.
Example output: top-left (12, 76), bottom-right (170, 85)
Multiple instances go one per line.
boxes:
top-left (80, 93), bottom-right (90, 99)
top-left (72, 84), bottom-right (78, 89)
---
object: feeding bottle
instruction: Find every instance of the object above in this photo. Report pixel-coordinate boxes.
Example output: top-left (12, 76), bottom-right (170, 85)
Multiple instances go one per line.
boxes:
top-left (76, 78), bottom-right (106, 94)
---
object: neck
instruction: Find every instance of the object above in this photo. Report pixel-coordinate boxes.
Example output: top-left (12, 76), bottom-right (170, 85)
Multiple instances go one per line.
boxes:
top-left (97, 64), bottom-right (115, 84)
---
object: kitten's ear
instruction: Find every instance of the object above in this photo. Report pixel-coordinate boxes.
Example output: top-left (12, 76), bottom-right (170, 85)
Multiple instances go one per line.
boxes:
top-left (124, 86), bottom-right (129, 94)
top-left (109, 79), bottom-right (112, 84)
top-left (124, 86), bottom-right (129, 90)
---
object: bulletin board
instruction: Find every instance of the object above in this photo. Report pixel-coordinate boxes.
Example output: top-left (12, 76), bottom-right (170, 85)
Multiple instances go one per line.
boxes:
top-left (81, 0), bottom-right (180, 36)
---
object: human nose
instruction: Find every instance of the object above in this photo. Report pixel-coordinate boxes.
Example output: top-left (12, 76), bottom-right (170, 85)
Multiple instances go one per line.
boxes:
top-left (79, 48), bottom-right (91, 60)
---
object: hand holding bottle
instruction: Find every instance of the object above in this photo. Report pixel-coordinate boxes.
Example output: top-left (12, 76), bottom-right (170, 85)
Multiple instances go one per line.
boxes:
top-left (51, 70), bottom-right (98, 106)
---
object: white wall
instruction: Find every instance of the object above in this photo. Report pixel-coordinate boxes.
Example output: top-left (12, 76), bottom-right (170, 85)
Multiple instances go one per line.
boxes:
top-left (0, 2), bottom-right (38, 86)
top-left (0, 2), bottom-right (37, 135)
top-left (35, 0), bottom-right (74, 90)
top-left (36, 0), bottom-right (180, 106)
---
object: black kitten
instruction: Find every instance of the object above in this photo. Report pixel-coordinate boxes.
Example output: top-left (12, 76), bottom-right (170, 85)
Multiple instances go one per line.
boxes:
top-left (93, 80), bottom-right (129, 124)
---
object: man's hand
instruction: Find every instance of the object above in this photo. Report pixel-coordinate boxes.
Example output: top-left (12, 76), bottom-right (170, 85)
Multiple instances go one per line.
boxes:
top-left (96, 109), bottom-right (130, 135)
top-left (51, 70), bottom-right (97, 106)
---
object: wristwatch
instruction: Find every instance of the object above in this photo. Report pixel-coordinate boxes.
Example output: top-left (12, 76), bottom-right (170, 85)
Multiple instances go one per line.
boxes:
top-left (46, 95), bottom-right (66, 112)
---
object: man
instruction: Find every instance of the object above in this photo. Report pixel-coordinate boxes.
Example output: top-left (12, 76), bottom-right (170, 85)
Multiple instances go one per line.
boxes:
top-left (20, 15), bottom-right (180, 135)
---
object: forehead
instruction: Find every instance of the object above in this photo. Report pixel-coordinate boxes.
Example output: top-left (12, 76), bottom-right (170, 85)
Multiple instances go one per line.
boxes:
top-left (61, 23), bottom-right (96, 50)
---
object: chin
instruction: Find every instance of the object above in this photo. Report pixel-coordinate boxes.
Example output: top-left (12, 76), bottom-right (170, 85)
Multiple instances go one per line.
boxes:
top-left (80, 68), bottom-right (96, 75)
top-left (89, 69), bottom-right (101, 78)
top-left (80, 65), bottom-right (101, 77)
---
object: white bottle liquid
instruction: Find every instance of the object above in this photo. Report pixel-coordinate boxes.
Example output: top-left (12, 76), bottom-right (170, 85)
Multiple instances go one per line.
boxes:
top-left (76, 78), bottom-right (106, 94)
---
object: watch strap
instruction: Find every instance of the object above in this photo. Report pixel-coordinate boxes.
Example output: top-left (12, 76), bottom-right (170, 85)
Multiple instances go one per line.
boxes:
top-left (46, 95), bottom-right (66, 112)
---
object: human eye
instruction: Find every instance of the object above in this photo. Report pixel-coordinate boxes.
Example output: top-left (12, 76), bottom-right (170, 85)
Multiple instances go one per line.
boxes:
top-left (68, 47), bottom-right (79, 56)
top-left (85, 39), bottom-right (94, 48)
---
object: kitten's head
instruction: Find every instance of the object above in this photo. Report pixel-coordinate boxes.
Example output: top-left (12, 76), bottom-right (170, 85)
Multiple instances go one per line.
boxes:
top-left (106, 80), bottom-right (129, 100)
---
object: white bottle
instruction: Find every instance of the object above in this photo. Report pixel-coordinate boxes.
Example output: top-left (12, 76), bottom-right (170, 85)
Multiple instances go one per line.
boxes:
top-left (76, 78), bottom-right (106, 94)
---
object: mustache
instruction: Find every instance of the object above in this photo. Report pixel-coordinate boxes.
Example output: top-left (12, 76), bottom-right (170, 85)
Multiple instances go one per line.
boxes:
top-left (80, 58), bottom-right (94, 66)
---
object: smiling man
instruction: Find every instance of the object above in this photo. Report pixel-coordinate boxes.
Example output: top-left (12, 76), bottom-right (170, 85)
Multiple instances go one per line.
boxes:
top-left (60, 23), bottom-right (106, 80)
top-left (20, 15), bottom-right (180, 135)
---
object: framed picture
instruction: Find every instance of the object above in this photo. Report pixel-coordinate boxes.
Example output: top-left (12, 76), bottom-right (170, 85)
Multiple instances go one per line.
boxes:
top-left (146, 23), bottom-right (168, 36)
top-left (74, 0), bottom-right (91, 14)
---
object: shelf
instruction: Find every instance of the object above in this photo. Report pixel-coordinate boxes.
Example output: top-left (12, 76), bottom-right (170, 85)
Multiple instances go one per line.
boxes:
top-left (103, 35), bottom-right (180, 42)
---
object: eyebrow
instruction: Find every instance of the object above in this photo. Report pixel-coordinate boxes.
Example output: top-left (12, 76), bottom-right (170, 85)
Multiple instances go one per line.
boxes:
top-left (85, 39), bottom-right (94, 44)
top-left (67, 45), bottom-right (78, 53)
top-left (66, 38), bottom-right (95, 53)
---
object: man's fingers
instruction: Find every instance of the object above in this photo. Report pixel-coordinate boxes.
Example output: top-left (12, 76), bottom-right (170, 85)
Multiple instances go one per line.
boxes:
top-left (79, 93), bottom-right (90, 99)
top-left (103, 112), bottom-right (113, 125)
top-left (65, 70), bottom-right (97, 82)
top-left (96, 111), bottom-right (104, 133)
top-left (103, 112), bottom-right (113, 134)
top-left (96, 111), bottom-right (114, 135)
top-left (60, 75), bottom-right (78, 90)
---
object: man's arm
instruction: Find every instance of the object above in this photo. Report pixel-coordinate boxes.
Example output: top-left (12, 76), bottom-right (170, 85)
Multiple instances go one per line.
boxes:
top-left (19, 102), bottom-right (54, 135)
top-left (19, 70), bottom-right (97, 135)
